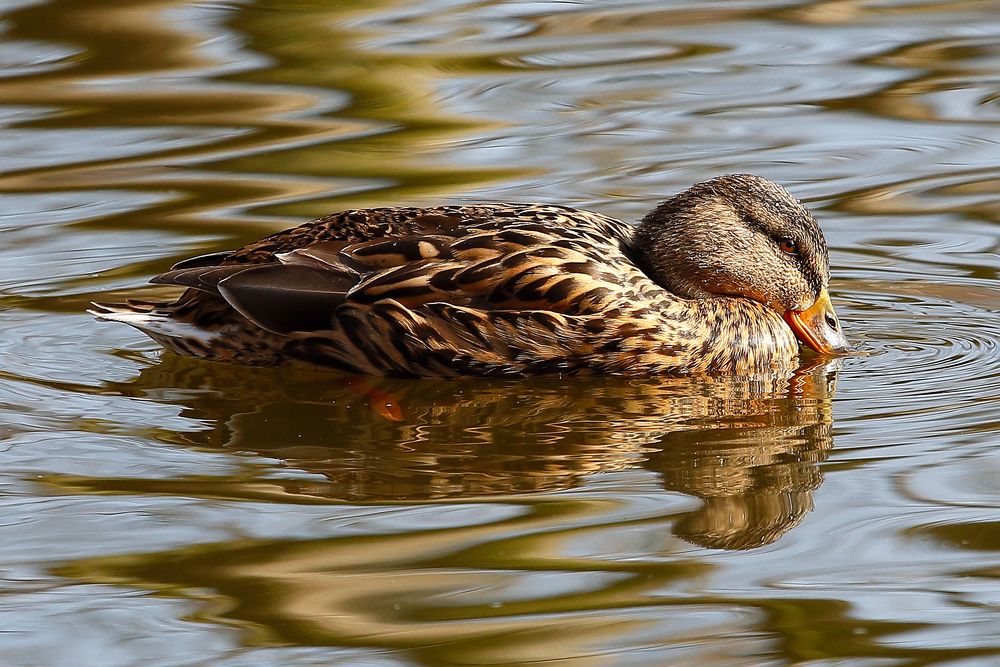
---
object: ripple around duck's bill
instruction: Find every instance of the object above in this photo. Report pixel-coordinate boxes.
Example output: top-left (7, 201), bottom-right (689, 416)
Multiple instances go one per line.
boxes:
top-left (839, 280), bottom-right (1000, 395)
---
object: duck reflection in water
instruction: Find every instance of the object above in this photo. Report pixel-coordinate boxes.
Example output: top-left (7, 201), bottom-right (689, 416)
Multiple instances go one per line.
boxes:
top-left (107, 355), bottom-right (839, 551)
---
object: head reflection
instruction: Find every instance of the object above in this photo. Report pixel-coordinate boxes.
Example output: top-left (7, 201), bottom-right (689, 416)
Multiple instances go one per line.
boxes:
top-left (116, 357), bottom-right (838, 550)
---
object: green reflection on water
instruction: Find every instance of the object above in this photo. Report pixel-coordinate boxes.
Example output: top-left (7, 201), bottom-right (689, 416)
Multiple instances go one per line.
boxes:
top-left (0, 0), bottom-right (525, 263)
top-left (58, 522), bottom-right (998, 664)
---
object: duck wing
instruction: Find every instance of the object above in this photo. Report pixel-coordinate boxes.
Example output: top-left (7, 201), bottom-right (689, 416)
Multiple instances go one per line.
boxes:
top-left (132, 204), bottom-right (681, 375)
top-left (151, 204), bottom-right (637, 335)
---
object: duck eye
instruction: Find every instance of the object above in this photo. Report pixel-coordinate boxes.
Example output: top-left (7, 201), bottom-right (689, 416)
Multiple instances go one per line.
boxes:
top-left (777, 237), bottom-right (799, 254)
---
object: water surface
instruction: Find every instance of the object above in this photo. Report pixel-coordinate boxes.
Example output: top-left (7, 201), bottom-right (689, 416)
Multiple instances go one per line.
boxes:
top-left (1, 0), bottom-right (999, 664)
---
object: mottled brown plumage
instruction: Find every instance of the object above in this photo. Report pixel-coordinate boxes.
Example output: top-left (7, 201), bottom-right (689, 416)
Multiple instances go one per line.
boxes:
top-left (92, 174), bottom-right (849, 377)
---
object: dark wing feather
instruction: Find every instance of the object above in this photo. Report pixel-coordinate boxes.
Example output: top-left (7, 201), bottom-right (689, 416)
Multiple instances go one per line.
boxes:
top-left (275, 240), bottom-right (357, 272)
top-left (217, 264), bottom-right (353, 335)
top-left (151, 262), bottom-right (353, 334)
top-left (169, 250), bottom-right (235, 270)
top-left (151, 265), bottom-right (253, 295)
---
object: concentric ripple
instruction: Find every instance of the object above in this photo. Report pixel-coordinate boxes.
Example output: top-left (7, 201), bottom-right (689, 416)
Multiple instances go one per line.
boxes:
top-left (838, 280), bottom-right (1000, 409)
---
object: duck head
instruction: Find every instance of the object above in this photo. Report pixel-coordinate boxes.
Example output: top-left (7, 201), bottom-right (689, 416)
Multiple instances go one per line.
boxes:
top-left (635, 173), bottom-right (851, 355)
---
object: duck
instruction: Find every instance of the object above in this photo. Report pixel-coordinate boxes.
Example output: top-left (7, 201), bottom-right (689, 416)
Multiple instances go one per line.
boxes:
top-left (91, 173), bottom-right (850, 377)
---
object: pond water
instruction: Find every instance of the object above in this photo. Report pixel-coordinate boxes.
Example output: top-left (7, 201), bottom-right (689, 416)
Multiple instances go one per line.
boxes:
top-left (1, 0), bottom-right (999, 664)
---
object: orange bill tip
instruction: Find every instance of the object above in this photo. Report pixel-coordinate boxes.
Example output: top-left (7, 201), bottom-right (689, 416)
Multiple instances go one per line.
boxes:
top-left (783, 288), bottom-right (852, 355)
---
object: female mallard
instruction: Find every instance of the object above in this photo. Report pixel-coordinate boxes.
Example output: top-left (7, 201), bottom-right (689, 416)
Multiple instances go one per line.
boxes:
top-left (93, 173), bottom-right (850, 377)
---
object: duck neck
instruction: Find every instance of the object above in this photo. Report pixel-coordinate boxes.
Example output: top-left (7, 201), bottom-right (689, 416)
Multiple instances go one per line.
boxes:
top-left (688, 298), bottom-right (800, 372)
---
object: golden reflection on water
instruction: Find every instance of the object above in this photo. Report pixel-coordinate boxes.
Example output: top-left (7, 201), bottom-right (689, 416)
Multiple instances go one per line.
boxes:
top-left (49, 356), bottom-right (837, 551)
top-left (49, 358), bottom-right (837, 661)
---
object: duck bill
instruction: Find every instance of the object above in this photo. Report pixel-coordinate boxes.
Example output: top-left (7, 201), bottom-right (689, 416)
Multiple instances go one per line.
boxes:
top-left (783, 288), bottom-right (851, 355)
